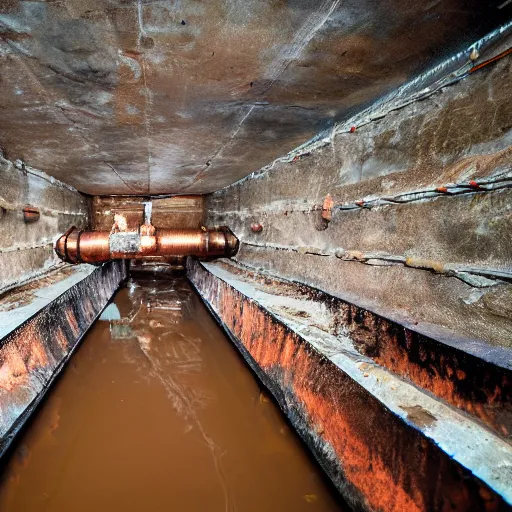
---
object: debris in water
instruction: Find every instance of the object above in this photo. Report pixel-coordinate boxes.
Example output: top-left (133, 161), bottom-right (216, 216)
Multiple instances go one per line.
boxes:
top-left (304, 494), bottom-right (318, 503)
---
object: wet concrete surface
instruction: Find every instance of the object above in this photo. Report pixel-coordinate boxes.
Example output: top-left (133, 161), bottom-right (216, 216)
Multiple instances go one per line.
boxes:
top-left (0, 277), bottom-right (348, 512)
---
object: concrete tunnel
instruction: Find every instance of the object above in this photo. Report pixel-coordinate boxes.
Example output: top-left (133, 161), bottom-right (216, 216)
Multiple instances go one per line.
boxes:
top-left (0, 1), bottom-right (511, 510)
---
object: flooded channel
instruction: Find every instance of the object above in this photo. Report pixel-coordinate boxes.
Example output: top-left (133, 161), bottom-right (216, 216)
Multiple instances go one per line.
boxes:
top-left (0, 278), bottom-right (348, 512)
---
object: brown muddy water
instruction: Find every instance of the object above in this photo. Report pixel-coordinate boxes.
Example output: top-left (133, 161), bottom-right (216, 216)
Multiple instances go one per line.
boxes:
top-left (0, 278), bottom-right (348, 512)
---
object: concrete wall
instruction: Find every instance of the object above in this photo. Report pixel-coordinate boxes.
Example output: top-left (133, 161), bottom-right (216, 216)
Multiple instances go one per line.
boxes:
top-left (206, 41), bottom-right (512, 350)
top-left (0, 157), bottom-right (89, 293)
top-left (92, 195), bottom-right (204, 231)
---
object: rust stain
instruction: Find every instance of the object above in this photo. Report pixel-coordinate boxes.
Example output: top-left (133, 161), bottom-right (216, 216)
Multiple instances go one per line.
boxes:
top-left (0, 261), bottom-right (127, 458)
top-left (370, 325), bottom-right (510, 438)
top-left (55, 327), bottom-right (69, 351)
top-left (24, 335), bottom-right (49, 371)
top-left (0, 345), bottom-right (28, 392)
top-left (82, 297), bottom-right (96, 323)
top-left (22, 206), bottom-right (40, 223)
top-left (65, 308), bottom-right (80, 337)
top-left (9, 324), bottom-right (50, 372)
top-left (335, 301), bottom-right (510, 439)
top-left (400, 405), bottom-right (437, 428)
top-left (404, 257), bottom-right (445, 274)
top-left (321, 194), bottom-right (334, 221)
top-left (92, 196), bottom-right (205, 231)
top-left (0, 267), bottom-right (76, 312)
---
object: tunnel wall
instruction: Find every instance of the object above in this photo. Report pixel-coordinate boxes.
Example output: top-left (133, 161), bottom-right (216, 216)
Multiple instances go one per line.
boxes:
top-left (0, 261), bottom-right (127, 456)
top-left (0, 156), bottom-right (89, 294)
top-left (91, 195), bottom-right (205, 231)
top-left (205, 42), bottom-right (512, 351)
top-left (188, 259), bottom-right (511, 512)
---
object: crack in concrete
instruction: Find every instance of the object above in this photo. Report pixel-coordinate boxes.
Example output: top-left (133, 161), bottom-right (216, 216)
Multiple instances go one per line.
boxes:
top-left (105, 163), bottom-right (138, 194)
top-left (182, 0), bottom-right (340, 191)
top-left (137, 0), bottom-right (153, 194)
top-left (262, 0), bottom-right (340, 93)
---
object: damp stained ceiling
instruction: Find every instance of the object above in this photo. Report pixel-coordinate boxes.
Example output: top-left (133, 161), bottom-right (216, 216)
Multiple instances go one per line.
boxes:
top-left (0, 0), bottom-right (510, 195)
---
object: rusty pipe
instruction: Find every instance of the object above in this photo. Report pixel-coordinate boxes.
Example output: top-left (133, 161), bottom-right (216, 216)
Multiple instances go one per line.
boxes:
top-left (55, 226), bottom-right (238, 264)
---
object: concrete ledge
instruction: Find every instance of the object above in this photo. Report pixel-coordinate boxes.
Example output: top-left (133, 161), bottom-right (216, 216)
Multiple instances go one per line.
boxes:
top-left (203, 260), bottom-right (512, 441)
top-left (0, 261), bottom-right (127, 456)
top-left (0, 265), bottom-right (96, 338)
top-left (188, 259), bottom-right (512, 512)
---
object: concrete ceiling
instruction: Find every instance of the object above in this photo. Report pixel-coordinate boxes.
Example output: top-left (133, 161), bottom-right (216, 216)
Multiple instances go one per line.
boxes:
top-left (0, 1), bottom-right (509, 195)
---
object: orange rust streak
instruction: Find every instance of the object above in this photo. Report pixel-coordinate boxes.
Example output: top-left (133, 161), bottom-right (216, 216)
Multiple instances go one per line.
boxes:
top-left (55, 327), bottom-right (69, 351)
top-left (338, 302), bottom-right (509, 438)
top-left (26, 338), bottom-right (49, 370)
top-left (290, 351), bottom-right (424, 512)
top-left (373, 332), bottom-right (507, 436)
top-left (12, 324), bottom-right (50, 371)
top-left (65, 309), bottom-right (80, 338)
top-left (0, 346), bottom-right (28, 391)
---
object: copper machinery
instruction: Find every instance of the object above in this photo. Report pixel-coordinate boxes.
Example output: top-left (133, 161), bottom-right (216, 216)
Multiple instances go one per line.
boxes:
top-left (55, 220), bottom-right (239, 264)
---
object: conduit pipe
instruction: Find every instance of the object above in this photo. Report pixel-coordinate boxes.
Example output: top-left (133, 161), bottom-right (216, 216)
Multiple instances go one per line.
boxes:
top-left (55, 226), bottom-right (239, 264)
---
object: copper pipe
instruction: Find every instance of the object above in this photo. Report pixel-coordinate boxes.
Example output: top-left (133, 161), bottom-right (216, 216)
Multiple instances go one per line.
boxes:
top-left (55, 226), bottom-right (238, 264)
top-left (78, 232), bottom-right (111, 263)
